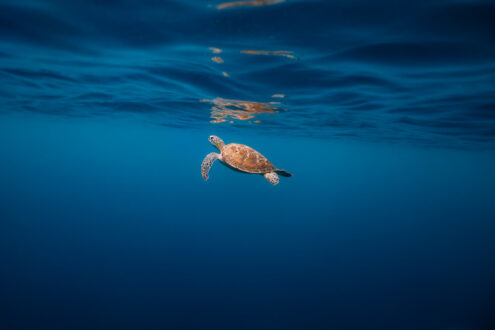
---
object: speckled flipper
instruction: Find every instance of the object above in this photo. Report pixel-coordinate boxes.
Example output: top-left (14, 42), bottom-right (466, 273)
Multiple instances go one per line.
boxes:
top-left (201, 152), bottom-right (220, 181)
top-left (264, 172), bottom-right (279, 185)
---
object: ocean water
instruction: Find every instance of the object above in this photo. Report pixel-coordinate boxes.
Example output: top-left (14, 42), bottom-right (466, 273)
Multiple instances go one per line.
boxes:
top-left (1, 1), bottom-right (495, 329)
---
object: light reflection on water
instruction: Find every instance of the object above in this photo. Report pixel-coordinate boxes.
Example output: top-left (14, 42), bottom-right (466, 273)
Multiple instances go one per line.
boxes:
top-left (200, 97), bottom-right (281, 123)
top-left (211, 56), bottom-right (224, 63)
top-left (208, 47), bottom-right (222, 54)
top-left (240, 50), bottom-right (296, 59)
top-left (216, 0), bottom-right (285, 10)
top-left (206, 46), bottom-right (291, 122)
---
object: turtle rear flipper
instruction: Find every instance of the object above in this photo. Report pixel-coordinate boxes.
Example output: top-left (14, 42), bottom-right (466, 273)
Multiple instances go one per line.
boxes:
top-left (264, 172), bottom-right (279, 185)
top-left (276, 169), bottom-right (292, 177)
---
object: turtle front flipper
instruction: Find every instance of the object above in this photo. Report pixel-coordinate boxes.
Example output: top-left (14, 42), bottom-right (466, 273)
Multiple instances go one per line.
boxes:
top-left (201, 152), bottom-right (221, 181)
top-left (264, 172), bottom-right (279, 185)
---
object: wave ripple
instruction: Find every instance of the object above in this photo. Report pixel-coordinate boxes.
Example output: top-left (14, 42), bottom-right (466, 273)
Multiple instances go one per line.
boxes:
top-left (1, 0), bottom-right (494, 149)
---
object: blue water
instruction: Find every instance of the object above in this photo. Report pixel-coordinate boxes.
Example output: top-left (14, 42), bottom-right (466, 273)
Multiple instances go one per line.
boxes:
top-left (1, 1), bottom-right (495, 329)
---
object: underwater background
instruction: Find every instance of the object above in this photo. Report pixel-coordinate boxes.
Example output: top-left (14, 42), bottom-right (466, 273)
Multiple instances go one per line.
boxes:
top-left (1, 0), bottom-right (495, 329)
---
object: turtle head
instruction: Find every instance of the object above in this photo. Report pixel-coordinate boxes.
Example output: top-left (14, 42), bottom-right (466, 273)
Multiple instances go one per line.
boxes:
top-left (209, 135), bottom-right (224, 150)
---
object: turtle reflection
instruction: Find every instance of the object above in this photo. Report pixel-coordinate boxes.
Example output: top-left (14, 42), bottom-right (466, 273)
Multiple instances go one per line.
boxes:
top-left (200, 97), bottom-right (280, 123)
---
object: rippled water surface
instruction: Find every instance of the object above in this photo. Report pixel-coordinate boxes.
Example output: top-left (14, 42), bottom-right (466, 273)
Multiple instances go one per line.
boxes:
top-left (1, 0), bottom-right (495, 148)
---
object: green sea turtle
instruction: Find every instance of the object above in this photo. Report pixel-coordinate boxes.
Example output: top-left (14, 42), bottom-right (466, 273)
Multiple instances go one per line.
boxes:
top-left (201, 135), bottom-right (292, 185)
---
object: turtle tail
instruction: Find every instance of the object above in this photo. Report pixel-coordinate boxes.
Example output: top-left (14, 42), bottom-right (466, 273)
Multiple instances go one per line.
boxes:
top-left (276, 169), bottom-right (292, 177)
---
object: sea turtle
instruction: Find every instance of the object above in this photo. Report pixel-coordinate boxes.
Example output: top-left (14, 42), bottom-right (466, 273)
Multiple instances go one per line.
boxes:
top-left (201, 135), bottom-right (292, 185)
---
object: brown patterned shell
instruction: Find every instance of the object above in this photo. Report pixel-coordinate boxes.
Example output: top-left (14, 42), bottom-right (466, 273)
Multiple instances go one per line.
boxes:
top-left (221, 143), bottom-right (276, 173)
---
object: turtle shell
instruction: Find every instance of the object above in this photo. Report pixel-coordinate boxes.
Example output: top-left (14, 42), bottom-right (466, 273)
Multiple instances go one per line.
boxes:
top-left (221, 143), bottom-right (275, 174)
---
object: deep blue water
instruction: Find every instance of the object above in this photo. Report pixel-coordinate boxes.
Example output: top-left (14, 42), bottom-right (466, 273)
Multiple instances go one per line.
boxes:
top-left (1, 1), bottom-right (495, 329)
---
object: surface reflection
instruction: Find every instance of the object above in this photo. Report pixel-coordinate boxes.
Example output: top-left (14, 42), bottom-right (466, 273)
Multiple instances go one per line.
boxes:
top-left (217, 0), bottom-right (285, 10)
top-left (208, 47), bottom-right (222, 54)
top-left (211, 56), bottom-right (224, 63)
top-left (201, 97), bottom-right (280, 123)
top-left (240, 50), bottom-right (296, 59)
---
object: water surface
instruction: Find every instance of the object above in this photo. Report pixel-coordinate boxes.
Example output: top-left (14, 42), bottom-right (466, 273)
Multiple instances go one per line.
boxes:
top-left (1, 0), bottom-right (495, 148)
